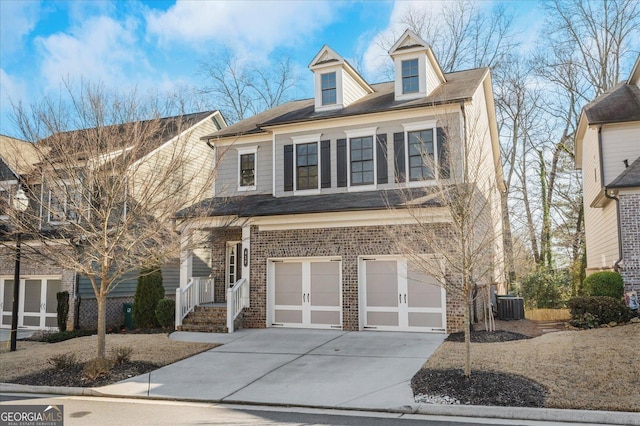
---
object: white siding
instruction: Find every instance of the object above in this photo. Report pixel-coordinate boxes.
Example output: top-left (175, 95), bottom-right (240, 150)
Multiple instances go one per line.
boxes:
top-left (601, 122), bottom-right (640, 185)
top-left (424, 56), bottom-right (440, 97)
top-left (342, 71), bottom-right (368, 107)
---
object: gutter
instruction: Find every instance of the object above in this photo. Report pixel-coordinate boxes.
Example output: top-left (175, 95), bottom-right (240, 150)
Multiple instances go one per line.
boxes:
top-left (598, 126), bottom-right (623, 271)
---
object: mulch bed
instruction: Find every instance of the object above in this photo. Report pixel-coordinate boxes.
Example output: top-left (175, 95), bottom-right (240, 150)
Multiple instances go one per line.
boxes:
top-left (7, 361), bottom-right (159, 387)
top-left (446, 329), bottom-right (532, 343)
top-left (412, 368), bottom-right (547, 407)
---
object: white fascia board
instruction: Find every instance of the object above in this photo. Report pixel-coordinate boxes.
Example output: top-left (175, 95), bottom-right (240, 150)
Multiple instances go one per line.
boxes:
top-left (208, 133), bottom-right (270, 147)
top-left (130, 112), bottom-right (217, 169)
top-left (253, 208), bottom-right (451, 231)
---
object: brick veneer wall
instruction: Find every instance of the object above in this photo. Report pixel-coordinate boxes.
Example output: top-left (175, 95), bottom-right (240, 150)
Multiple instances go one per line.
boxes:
top-left (209, 227), bottom-right (242, 302)
top-left (620, 193), bottom-right (640, 293)
top-left (246, 223), bottom-right (468, 333)
top-left (0, 248), bottom-right (76, 331)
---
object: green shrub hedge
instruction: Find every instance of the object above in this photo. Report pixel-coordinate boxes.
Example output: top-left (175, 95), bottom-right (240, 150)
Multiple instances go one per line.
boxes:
top-left (583, 271), bottom-right (624, 299)
top-left (568, 296), bottom-right (633, 328)
top-left (133, 267), bottom-right (165, 328)
top-left (155, 298), bottom-right (175, 328)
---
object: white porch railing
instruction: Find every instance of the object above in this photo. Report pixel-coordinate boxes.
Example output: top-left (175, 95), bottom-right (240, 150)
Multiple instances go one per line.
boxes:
top-left (227, 277), bottom-right (249, 333)
top-left (175, 277), bottom-right (215, 328)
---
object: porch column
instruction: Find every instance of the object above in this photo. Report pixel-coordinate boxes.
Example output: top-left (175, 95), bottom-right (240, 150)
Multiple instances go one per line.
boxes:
top-left (179, 231), bottom-right (193, 289)
top-left (241, 225), bottom-right (251, 284)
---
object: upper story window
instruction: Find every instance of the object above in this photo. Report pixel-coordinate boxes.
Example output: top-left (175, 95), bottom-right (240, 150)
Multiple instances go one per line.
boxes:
top-left (46, 185), bottom-right (79, 223)
top-left (408, 130), bottom-right (434, 181)
top-left (237, 147), bottom-right (257, 191)
top-left (350, 136), bottom-right (374, 186)
top-left (296, 142), bottom-right (318, 190)
top-left (402, 59), bottom-right (419, 94)
top-left (321, 72), bottom-right (337, 105)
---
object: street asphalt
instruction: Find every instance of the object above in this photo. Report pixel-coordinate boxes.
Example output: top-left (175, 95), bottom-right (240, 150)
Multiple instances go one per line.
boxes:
top-left (2, 328), bottom-right (638, 425)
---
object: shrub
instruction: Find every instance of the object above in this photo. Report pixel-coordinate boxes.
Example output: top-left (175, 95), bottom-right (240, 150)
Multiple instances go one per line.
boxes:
top-left (583, 271), bottom-right (624, 299)
top-left (34, 329), bottom-right (95, 343)
top-left (83, 357), bottom-right (113, 381)
top-left (568, 296), bottom-right (633, 328)
top-left (520, 269), bottom-right (571, 309)
top-left (49, 353), bottom-right (78, 369)
top-left (133, 266), bottom-right (165, 328)
top-left (56, 291), bottom-right (69, 331)
top-left (155, 298), bottom-right (176, 328)
top-left (111, 346), bottom-right (133, 365)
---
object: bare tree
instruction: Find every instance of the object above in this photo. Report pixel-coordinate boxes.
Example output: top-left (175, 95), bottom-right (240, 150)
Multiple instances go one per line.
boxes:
top-left (199, 49), bottom-right (300, 123)
top-left (389, 107), bottom-right (504, 377)
top-left (3, 81), bottom-right (218, 359)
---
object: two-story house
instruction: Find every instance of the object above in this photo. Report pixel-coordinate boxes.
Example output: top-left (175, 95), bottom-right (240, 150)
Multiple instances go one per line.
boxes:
top-left (575, 53), bottom-right (640, 295)
top-left (0, 111), bottom-right (226, 331)
top-left (176, 30), bottom-right (505, 334)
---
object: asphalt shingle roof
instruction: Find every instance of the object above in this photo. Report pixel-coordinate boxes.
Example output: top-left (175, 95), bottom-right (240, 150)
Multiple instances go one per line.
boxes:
top-left (583, 83), bottom-right (640, 125)
top-left (608, 156), bottom-right (640, 189)
top-left (204, 68), bottom-right (488, 139)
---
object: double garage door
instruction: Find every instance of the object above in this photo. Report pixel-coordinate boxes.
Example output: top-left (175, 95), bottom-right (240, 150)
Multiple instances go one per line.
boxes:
top-left (268, 257), bottom-right (446, 332)
top-left (0, 276), bottom-right (62, 330)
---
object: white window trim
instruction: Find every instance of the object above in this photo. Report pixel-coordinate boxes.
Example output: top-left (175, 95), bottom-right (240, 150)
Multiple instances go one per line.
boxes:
top-left (237, 146), bottom-right (257, 192)
top-left (403, 121), bottom-right (438, 186)
top-left (394, 53), bottom-right (426, 101)
top-left (315, 66), bottom-right (343, 112)
top-left (345, 127), bottom-right (378, 190)
top-left (292, 134), bottom-right (322, 195)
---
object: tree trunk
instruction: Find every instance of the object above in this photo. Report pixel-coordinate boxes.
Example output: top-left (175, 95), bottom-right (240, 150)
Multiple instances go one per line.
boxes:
top-left (500, 189), bottom-right (516, 290)
top-left (96, 292), bottom-right (107, 359)
top-left (464, 301), bottom-right (471, 378)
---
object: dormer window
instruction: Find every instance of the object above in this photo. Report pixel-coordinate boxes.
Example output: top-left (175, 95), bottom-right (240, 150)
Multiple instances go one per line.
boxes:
top-left (402, 59), bottom-right (419, 94)
top-left (321, 72), bottom-right (337, 105)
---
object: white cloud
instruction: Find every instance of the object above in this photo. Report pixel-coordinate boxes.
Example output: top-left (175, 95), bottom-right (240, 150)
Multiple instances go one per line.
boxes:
top-left (0, 68), bottom-right (28, 134)
top-left (35, 15), bottom-right (149, 91)
top-left (145, 0), bottom-right (335, 60)
top-left (0, 0), bottom-right (42, 56)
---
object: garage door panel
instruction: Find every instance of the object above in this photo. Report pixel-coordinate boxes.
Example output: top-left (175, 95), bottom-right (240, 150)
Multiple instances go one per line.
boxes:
top-left (310, 262), bottom-right (340, 307)
top-left (275, 263), bottom-right (302, 305)
top-left (23, 280), bottom-right (41, 313)
top-left (409, 312), bottom-right (443, 328)
top-left (311, 292), bottom-right (339, 306)
top-left (274, 309), bottom-right (302, 324)
top-left (46, 279), bottom-right (62, 314)
top-left (367, 311), bottom-right (399, 327)
top-left (311, 310), bottom-right (340, 325)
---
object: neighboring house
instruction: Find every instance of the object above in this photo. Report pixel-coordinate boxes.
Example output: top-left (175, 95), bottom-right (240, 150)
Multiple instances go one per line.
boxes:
top-left (575, 53), bottom-right (640, 294)
top-left (0, 111), bottom-right (227, 331)
top-left (177, 30), bottom-right (505, 334)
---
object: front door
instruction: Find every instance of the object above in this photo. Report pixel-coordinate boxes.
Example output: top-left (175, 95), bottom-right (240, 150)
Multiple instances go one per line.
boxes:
top-left (226, 242), bottom-right (242, 287)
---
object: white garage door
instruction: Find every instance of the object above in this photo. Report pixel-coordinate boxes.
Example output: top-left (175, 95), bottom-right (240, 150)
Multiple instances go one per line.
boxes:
top-left (270, 258), bottom-right (341, 329)
top-left (0, 276), bottom-right (62, 330)
top-left (361, 258), bottom-right (446, 332)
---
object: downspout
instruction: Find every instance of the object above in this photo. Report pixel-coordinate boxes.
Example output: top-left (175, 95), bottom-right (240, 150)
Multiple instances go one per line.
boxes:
top-left (598, 126), bottom-right (623, 271)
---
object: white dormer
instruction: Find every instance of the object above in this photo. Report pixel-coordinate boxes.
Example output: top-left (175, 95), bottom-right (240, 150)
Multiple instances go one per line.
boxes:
top-left (389, 29), bottom-right (446, 101)
top-left (309, 45), bottom-right (373, 112)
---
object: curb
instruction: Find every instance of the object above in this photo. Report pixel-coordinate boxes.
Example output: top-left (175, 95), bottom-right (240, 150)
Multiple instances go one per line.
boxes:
top-left (2, 383), bottom-right (638, 426)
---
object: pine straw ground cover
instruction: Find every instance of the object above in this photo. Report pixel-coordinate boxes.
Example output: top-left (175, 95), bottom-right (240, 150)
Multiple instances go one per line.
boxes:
top-left (415, 322), bottom-right (640, 412)
top-left (0, 333), bottom-right (217, 387)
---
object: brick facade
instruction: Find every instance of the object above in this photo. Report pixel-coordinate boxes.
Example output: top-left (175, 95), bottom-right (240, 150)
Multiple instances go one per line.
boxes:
top-left (209, 227), bottom-right (242, 302)
top-left (619, 193), bottom-right (640, 293)
top-left (0, 247), bottom-right (76, 331)
top-left (244, 223), bottom-right (468, 333)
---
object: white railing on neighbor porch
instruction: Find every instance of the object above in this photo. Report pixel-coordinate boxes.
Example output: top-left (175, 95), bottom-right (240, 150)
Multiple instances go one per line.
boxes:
top-left (175, 277), bottom-right (215, 328)
top-left (227, 277), bottom-right (249, 333)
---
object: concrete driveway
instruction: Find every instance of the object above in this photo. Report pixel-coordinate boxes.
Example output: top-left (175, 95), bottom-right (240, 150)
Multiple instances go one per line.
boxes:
top-left (98, 328), bottom-right (445, 410)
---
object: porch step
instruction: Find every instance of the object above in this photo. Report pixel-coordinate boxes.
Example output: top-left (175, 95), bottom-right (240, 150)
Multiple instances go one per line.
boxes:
top-left (177, 305), bottom-right (243, 333)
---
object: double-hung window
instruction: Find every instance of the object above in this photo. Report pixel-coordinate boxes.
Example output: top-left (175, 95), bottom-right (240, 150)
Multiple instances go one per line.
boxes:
top-left (296, 142), bottom-right (318, 190)
top-left (321, 72), bottom-right (337, 106)
top-left (350, 136), bottom-right (374, 186)
top-left (402, 59), bottom-right (419, 94)
top-left (238, 147), bottom-right (257, 191)
top-left (408, 129), bottom-right (434, 181)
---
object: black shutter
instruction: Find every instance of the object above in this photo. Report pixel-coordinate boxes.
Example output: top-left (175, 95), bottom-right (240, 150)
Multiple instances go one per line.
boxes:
top-left (337, 138), bottom-right (347, 187)
top-left (284, 144), bottom-right (293, 192)
top-left (376, 134), bottom-right (388, 184)
top-left (437, 127), bottom-right (450, 179)
top-left (321, 140), bottom-right (331, 188)
top-left (393, 132), bottom-right (405, 183)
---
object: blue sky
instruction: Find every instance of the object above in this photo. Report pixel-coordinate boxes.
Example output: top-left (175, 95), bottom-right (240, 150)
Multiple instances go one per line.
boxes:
top-left (0, 0), bottom-right (542, 137)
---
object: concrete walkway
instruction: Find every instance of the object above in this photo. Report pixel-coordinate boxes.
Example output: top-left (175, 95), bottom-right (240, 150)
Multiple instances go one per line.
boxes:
top-left (98, 328), bottom-right (445, 410)
top-left (0, 328), bottom-right (35, 342)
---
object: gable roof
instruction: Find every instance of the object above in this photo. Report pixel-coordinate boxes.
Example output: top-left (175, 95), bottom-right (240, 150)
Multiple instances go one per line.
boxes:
top-left (607, 155), bottom-right (640, 189)
top-left (582, 82), bottom-right (640, 125)
top-left (204, 67), bottom-right (487, 139)
top-left (388, 29), bottom-right (430, 54)
top-left (42, 111), bottom-right (219, 162)
top-left (0, 134), bottom-right (42, 177)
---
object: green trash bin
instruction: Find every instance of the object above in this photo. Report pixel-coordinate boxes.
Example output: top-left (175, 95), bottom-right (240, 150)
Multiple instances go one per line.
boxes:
top-left (123, 302), bottom-right (135, 330)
